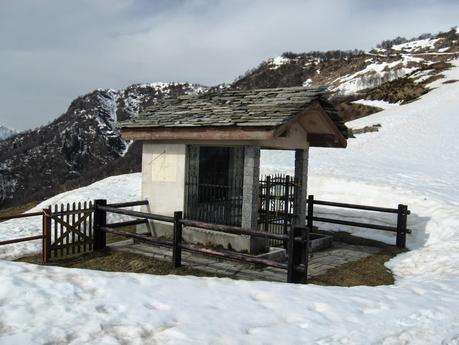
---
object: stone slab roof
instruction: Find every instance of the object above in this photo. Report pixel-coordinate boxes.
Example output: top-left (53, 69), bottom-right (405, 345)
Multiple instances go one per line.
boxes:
top-left (119, 86), bottom-right (348, 138)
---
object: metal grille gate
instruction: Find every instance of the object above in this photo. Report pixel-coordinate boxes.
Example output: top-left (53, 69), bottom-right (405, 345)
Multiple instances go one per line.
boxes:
top-left (259, 174), bottom-right (296, 246)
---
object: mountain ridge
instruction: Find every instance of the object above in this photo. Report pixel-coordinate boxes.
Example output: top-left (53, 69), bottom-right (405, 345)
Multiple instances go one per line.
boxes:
top-left (1, 27), bottom-right (458, 209)
top-left (0, 82), bottom-right (207, 207)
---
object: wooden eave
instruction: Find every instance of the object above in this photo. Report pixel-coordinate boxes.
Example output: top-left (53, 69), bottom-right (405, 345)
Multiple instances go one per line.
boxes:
top-left (121, 126), bottom-right (276, 141)
top-left (281, 100), bottom-right (347, 148)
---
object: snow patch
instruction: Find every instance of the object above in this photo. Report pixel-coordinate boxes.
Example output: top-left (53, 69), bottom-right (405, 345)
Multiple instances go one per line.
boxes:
top-left (352, 99), bottom-right (401, 110)
top-left (332, 59), bottom-right (418, 95)
top-left (269, 56), bottom-right (290, 70)
top-left (392, 38), bottom-right (441, 52)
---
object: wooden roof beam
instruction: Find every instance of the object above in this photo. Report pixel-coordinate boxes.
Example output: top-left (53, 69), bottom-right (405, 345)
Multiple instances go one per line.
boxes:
top-left (121, 126), bottom-right (276, 141)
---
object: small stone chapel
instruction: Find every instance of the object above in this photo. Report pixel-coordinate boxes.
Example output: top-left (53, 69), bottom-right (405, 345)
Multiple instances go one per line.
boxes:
top-left (119, 86), bottom-right (348, 254)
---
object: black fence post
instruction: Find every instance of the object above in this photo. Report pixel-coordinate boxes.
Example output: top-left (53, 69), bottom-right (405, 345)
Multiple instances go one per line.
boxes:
top-left (173, 211), bottom-right (183, 268)
top-left (303, 226), bottom-right (310, 284)
top-left (307, 195), bottom-right (314, 231)
top-left (396, 204), bottom-right (408, 249)
top-left (287, 227), bottom-right (305, 284)
top-left (42, 207), bottom-right (52, 263)
top-left (94, 199), bottom-right (107, 251)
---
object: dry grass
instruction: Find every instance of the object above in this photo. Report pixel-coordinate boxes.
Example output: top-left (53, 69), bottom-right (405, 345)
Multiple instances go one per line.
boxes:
top-left (0, 202), bottom-right (37, 221)
top-left (105, 225), bottom-right (139, 244)
top-left (310, 246), bottom-right (402, 286)
top-left (307, 229), bottom-right (405, 286)
top-left (17, 249), bottom-right (228, 278)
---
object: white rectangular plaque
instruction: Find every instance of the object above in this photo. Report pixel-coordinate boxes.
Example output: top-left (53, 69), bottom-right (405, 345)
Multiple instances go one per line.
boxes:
top-left (151, 153), bottom-right (177, 182)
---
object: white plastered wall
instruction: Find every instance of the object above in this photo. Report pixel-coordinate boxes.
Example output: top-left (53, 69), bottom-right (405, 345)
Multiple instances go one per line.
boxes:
top-left (141, 142), bottom-right (186, 217)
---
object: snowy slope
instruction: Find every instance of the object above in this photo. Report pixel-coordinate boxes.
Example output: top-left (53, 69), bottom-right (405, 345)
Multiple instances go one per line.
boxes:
top-left (1, 64), bottom-right (459, 343)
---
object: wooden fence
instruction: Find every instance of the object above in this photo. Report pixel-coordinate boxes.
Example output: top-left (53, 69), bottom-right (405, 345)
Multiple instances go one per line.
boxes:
top-left (43, 202), bottom-right (95, 259)
top-left (307, 195), bottom-right (411, 248)
top-left (0, 211), bottom-right (47, 261)
top-left (95, 200), bottom-right (310, 284)
top-left (1, 195), bottom-right (411, 281)
top-left (0, 200), bottom-right (149, 263)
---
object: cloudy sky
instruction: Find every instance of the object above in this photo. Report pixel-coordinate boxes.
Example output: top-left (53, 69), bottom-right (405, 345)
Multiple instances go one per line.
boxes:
top-left (0, 0), bottom-right (457, 130)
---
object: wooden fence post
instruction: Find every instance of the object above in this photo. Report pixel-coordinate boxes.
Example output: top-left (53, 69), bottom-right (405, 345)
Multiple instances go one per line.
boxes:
top-left (94, 199), bottom-right (107, 251)
top-left (307, 195), bottom-right (314, 231)
top-left (42, 207), bottom-right (51, 263)
top-left (396, 204), bottom-right (408, 249)
top-left (287, 227), bottom-right (306, 284)
top-left (172, 211), bottom-right (183, 268)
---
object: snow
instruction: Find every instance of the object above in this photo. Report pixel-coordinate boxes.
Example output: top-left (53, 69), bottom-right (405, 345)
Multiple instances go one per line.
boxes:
top-left (1, 62), bottom-right (459, 344)
top-left (352, 99), bottom-right (400, 110)
top-left (302, 78), bottom-right (312, 87)
top-left (269, 56), bottom-right (290, 69)
top-left (332, 59), bottom-right (418, 95)
top-left (1, 261), bottom-right (458, 344)
top-left (392, 38), bottom-right (441, 52)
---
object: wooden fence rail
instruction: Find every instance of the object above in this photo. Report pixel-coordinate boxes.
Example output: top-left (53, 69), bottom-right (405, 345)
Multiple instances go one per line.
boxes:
top-left (95, 200), bottom-right (309, 284)
top-left (0, 210), bottom-right (48, 262)
top-left (307, 195), bottom-right (410, 248)
top-left (0, 211), bottom-right (43, 222)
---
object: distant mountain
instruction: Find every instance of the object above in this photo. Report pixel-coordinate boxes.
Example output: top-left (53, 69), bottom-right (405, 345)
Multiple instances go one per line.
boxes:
top-left (0, 126), bottom-right (16, 141)
top-left (0, 83), bottom-right (207, 208)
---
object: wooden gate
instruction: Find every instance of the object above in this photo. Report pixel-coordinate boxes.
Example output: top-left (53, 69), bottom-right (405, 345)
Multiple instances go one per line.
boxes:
top-left (43, 201), bottom-right (94, 259)
top-left (259, 175), bottom-right (296, 247)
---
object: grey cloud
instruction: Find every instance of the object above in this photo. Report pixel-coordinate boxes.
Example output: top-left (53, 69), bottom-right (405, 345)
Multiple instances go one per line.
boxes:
top-left (0, 0), bottom-right (457, 130)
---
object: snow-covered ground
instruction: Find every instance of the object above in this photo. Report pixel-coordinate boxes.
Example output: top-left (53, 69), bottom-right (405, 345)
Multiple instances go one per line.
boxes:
top-left (1, 62), bottom-right (459, 344)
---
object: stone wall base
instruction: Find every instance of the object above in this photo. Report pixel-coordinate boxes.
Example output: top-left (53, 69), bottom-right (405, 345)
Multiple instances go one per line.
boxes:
top-left (140, 221), bottom-right (267, 254)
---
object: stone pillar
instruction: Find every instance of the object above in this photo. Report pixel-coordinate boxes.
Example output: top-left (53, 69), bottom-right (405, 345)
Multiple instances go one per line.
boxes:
top-left (242, 146), bottom-right (266, 253)
top-left (185, 145), bottom-right (200, 218)
top-left (186, 145), bottom-right (200, 182)
top-left (294, 147), bottom-right (309, 227)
